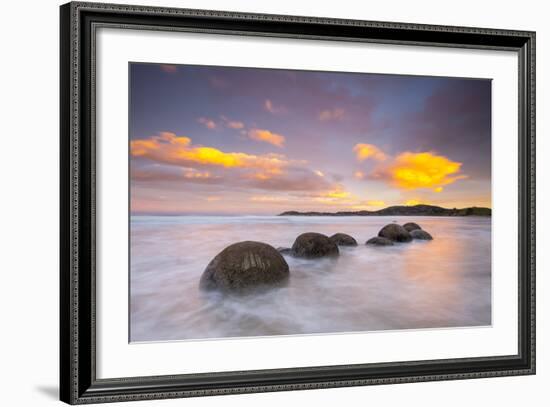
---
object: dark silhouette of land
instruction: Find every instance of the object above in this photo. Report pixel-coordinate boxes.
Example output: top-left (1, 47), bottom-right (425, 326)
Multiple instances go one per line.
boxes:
top-left (279, 204), bottom-right (491, 217)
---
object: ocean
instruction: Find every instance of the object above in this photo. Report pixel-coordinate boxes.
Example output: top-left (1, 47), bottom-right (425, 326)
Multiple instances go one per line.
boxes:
top-left (130, 215), bottom-right (491, 342)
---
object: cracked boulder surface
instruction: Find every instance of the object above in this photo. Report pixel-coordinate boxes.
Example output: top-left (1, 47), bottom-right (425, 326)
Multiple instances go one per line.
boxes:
top-left (199, 241), bottom-right (289, 293)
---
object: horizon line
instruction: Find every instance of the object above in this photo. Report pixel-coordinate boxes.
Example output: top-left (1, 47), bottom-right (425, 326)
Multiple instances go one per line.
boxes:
top-left (130, 203), bottom-right (492, 217)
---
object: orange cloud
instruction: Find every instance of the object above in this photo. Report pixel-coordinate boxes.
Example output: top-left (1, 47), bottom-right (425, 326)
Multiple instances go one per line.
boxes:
top-left (227, 120), bottom-right (244, 129)
top-left (355, 144), bottom-right (467, 192)
top-left (248, 128), bottom-right (286, 147)
top-left (250, 172), bottom-right (278, 181)
top-left (182, 169), bottom-right (215, 179)
top-left (220, 116), bottom-right (245, 129)
top-left (198, 117), bottom-right (217, 129)
top-left (388, 152), bottom-right (466, 191)
top-left (404, 199), bottom-right (422, 206)
top-left (311, 187), bottom-right (357, 205)
top-left (131, 132), bottom-right (191, 156)
top-left (131, 132), bottom-right (289, 174)
top-left (353, 143), bottom-right (387, 162)
top-left (324, 189), bottom-right (351, 199)
top-left (354, 170), bottom-right (366, 179)
top-left (366, 200), bottom-right (386, 207)
top-left (319, 108), bottom-right (345, 121)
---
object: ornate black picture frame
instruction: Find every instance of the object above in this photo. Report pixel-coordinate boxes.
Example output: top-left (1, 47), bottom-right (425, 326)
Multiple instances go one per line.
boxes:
top-left (60, 2), bottom-right (535, 404)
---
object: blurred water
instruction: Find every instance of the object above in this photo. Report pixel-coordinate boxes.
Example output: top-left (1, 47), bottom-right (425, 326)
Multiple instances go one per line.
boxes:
top-left (130, 216), bottom-right (491, 342)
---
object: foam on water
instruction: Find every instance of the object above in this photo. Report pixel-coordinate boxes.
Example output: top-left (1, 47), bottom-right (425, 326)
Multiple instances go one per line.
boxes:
top-left (130, 216), bottom-right (491, 342)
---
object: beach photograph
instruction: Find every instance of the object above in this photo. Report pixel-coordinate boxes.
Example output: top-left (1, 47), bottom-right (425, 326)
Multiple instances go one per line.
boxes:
top-left (129, 63), bottom-right (492, 342)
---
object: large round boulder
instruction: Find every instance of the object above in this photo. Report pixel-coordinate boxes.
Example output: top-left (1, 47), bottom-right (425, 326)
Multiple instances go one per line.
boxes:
top-left (329, 233), bottom-right (358, 246)
top-left (378, 224), bottom-right (412, 242)
top-left (199, 241), bottom-right (289, 292)
top-left (410, 229), bottom-right (433, 240)
top-left (403, 222), bottom-right (422, 232)
top-left (291, 232), bottom-right (339, 258)
top-left (366, 236), bottom-right (394, 246)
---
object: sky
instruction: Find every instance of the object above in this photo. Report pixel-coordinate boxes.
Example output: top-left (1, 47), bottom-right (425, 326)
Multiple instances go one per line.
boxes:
top-left (129, 63), bottom-right (491, 215)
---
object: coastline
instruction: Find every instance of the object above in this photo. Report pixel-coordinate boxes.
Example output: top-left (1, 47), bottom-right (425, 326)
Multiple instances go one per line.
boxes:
top-left (278, 204), bottom-right (491, 217)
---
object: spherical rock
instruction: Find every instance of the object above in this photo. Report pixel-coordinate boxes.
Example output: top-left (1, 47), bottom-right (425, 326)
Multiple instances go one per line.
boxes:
top-left (329, 233), bottom-right (358, 246)
top-left (403, 222), bottom-right (422, 232)
top-left (291, 232), bottom-right (339, 258)
top-left (199, 241), bottom-right (289, 292)
top-left (378, 224), bottom-right (412, 242)
top-left (366, 236), bottom-right (395, 246)
top-left (410, 229), bottom-right (433, 240)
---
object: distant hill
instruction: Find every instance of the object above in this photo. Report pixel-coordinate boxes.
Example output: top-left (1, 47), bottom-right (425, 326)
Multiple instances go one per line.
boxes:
top-left (278, 204), bottom-right (491, 217)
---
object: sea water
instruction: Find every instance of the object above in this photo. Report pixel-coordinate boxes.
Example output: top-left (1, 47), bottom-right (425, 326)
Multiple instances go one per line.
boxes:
top-left (130, 216), bottom-right (491, 342)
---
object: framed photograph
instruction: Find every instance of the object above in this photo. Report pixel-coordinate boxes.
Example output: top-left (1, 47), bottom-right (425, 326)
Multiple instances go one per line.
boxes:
top-left (60, 1), bottom-right (536, 404)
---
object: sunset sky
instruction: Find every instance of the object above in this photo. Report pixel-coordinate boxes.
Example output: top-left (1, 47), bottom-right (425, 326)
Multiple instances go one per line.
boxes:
top-left (130, 63), bottom-right (491, 215)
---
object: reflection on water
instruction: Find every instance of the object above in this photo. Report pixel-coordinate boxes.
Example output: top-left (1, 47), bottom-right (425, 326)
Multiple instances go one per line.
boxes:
top-left (130, 216), bottom-right (491, 342)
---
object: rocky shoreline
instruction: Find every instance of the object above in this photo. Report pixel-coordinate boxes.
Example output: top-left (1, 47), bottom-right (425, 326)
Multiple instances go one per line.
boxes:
top-left (278, 204), bottom-right (491, 217)
top-left (199, 221), bottom-right (433, 293)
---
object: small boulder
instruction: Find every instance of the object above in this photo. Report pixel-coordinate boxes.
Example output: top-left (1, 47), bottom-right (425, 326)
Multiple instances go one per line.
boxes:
top-left (410, 229), bottom-right (433, 240)
top-left (277, 247), bottom-right (292, 255)
top-left (200, 241), bottom-right (289, 292)
top-left (291, 232), bottom-right (339, 258)
top-left (403, 222), bottom-right (422, 232)
top-left (378, 224), bottom-right (412, 242)
top-left (366, 237), bottom-right (394, 246)
top-left (329, 233), bottom-right (358, 246)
